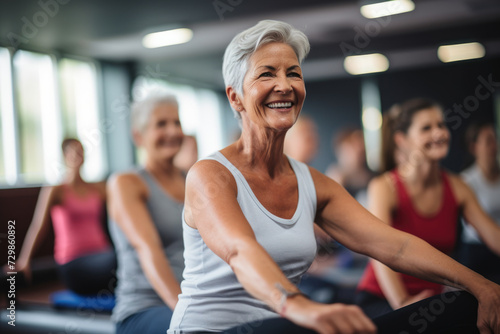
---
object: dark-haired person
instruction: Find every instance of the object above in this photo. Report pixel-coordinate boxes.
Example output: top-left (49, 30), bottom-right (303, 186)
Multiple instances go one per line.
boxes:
top-left (168, 19), bottom-right (500, 334)
top-left (16, 138), bottom-right (116, 295)
top-left (458, 121), bottom-right (500, 283)
top-left (356, 99), bottom-right (500, 320)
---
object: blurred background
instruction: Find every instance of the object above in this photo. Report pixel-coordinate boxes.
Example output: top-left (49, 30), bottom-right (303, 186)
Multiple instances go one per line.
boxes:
top-left (0, 0), bottom-right (499, 187)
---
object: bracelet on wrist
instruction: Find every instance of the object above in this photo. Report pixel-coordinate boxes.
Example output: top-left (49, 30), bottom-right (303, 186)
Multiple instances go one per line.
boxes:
top-left (275, 283), bottom-right (307, 317)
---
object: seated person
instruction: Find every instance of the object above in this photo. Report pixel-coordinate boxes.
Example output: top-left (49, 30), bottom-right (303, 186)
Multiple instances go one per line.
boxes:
top-left (107, 92), bottom-right (186, 334)
top-left (458, 121), bottom-right (500, 283)
top-left (168, 21), bottom-right (500, 334)
top-left (356, 99), bottom-right (500, 319)
top-left (16, 138), bottom-right (116, 296)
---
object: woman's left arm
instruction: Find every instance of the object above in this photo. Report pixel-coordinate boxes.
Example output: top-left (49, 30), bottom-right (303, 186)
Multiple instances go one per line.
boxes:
top-left (310, 167), bottom-right (500, 333)
top-left (451, 174), bottom-right (500, 256)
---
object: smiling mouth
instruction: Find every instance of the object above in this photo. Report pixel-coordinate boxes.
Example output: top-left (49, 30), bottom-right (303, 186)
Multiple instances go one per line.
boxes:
top-left (159, 140), bottom-right (182, 147)
top-left (266, 102), bottom-right (293, 109)
top-left (426, 139), bottom-right (448, 148)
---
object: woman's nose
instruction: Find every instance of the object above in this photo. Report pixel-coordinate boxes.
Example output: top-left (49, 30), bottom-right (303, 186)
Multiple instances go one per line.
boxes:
top-left (274, 75), bottom-right (292, 94)
top-left (432, 126), bottom-right (447, 139)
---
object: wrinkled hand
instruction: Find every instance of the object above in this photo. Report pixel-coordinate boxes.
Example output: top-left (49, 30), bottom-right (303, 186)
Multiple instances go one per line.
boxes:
top-left (399, 289), bottom-right (434, 308)
top-left (476, 282), bottom-right (500, 334)
top-left (285, 296), bottom-right (377, 334)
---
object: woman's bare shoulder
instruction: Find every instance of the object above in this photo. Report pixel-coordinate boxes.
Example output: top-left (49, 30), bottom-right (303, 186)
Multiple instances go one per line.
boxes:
top-left (369, 172), bottom-right (395, 192)
top-left (367, 172), bottom-right (398, 207)
top-left (45, 184), bottom-right (64, 203)
top-left (187, 158), bottom-right (236, 192)
top-left (107, 171), bottom-right (148, 196)
top-left (87, 180), bottom-right (107, 197)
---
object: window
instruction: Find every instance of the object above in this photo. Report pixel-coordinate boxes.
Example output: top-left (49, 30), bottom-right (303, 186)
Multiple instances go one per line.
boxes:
top-left (13, 50), bottom-right (60, 184)
top-left (0, 49), bottom-right (106, 187)
top-left (59, 58), bottom-right (107, 181)
top-left (0, 47), bottom-right (14, 184)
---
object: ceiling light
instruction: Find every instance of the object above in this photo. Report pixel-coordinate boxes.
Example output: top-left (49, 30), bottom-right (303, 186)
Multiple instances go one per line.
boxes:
top-left (344, 53), bottom-right (389, 75)
top-left (360, 0), bottom-right (415, 19)
top-left (437, 42), bottom-right (485, 63)
top-left (142, 28), bottom-right (193, 49)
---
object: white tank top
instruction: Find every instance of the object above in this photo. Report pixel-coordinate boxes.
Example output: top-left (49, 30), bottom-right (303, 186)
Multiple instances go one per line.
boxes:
top-left (461, 164), bottom-right (500, 243)
top-left (168, 151), bottom-right (318, 333)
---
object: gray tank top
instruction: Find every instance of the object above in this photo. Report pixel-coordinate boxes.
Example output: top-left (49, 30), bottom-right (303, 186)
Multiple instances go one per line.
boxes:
top-left (110, 168), bottom-right (185, 323)
top-left (168, 152), bottom-right (317, 333)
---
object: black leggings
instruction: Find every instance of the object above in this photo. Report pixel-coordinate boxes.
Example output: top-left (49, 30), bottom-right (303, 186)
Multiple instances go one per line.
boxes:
top-left (457, 243), bottom-right (500, 284)
top-left (211, 291), bottom-right (479, 334)
top-left (58, 250), bottom-right (117, 295)
top-left (354, 290), bottom-right (394, 318)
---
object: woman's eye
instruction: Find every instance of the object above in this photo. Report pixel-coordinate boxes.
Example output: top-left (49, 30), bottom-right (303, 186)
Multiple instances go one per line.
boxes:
top-left (259, 72), bottom-right (273, 78)
top-left (288, 72), bottom-right (302, 78)
top-left (421, 125), bottom-right (431, 131)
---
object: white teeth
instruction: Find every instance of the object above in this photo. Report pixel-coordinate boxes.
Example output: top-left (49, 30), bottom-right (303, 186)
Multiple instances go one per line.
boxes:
top-left (267, 102), bottom-right (292, 108)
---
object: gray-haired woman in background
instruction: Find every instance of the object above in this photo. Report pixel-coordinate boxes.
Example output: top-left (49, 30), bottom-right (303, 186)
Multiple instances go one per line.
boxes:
top-left (168, 20), bottom-right (500, 334)
top-left (108, 93), bottom-right (186, 334)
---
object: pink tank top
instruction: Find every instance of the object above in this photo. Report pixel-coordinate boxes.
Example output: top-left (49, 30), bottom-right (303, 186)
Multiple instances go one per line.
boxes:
top-left (357, 169), bottom-right (459, 298)
top-left (51, 186), bottom-right (110, 264)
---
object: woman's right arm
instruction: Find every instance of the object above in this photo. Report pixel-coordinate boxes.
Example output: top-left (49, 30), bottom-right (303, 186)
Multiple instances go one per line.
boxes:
top-left (16, 186), bottom-right (59, 281)
top-left (368, 176), bottom-right (434, 309)
top-left (185, 160), bottom-right (375, 334)
top-left (107, 173), bottom-right (181, 310)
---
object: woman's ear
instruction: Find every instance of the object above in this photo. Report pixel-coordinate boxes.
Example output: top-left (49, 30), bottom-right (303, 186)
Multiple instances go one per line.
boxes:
top-left (132, 130), bottom-right (142, 147)
top-left (226, 86), bottom-right (243, 112)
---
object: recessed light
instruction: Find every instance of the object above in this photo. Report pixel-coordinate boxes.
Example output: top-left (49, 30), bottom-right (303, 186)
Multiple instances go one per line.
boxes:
top-left (361, 0), bottom-right (415, 19)
top-left (437, 42), bottom-right (485, 63)
top-left (344, 53), bottom-right (389, 75)
top-left (142, 28), bottom-right (193, 49)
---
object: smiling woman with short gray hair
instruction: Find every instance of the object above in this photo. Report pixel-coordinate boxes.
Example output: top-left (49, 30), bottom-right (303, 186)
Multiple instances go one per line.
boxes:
top-left (168, 20), bottom-right (500, 334)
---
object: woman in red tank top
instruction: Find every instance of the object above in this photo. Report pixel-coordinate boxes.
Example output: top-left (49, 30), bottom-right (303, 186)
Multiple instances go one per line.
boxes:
top-left (16, 138), bottom-right (116, 295)
top-left (356, 98), bottom-right (500, 318)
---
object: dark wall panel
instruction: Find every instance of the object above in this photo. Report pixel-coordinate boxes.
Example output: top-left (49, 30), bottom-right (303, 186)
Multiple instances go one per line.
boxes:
top-left (302, 77), bottom-right (362, 173)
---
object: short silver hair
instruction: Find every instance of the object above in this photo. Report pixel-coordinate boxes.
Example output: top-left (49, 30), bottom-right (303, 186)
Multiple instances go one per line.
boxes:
top-left (222, 20), bottom-right (310, 119)
top-left (131, 92), bottom-right (179, 134)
